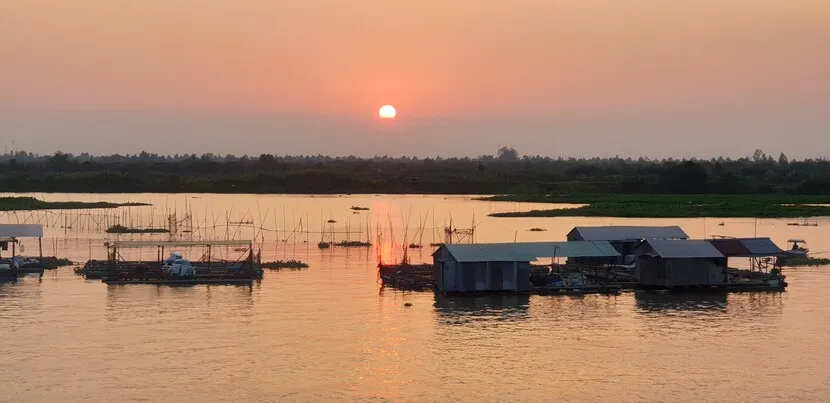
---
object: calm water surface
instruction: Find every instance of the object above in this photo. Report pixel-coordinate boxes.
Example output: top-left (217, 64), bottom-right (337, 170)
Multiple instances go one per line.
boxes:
top-left (1, 194), bottom-right (829, 402)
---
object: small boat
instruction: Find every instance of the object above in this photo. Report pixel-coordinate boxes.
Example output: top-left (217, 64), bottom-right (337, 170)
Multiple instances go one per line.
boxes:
top-left (784, 239), bottom-right (809, 258)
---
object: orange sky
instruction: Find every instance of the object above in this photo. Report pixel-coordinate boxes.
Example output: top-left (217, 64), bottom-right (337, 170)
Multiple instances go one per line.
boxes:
top-left (1, 0), bottom-right (829, 157)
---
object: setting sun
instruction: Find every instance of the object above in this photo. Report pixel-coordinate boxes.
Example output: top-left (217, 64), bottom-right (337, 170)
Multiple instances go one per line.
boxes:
top-left (378, 105), bottom-right (397, 119)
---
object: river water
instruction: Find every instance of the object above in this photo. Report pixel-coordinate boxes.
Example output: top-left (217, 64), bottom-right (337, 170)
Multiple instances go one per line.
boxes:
top-left (1, 194), bottom-right (829, 402)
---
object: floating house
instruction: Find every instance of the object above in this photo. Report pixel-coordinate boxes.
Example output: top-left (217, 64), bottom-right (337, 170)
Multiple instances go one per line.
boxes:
top-left (433, 241), bottom-right (620, 294)
top-left (634, 239), bottom-right (727, 288)
top-left (566, 226), bottom-right (689, 264)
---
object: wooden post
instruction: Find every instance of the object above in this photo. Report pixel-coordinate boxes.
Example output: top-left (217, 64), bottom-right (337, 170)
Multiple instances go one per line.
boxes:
top-left (38, 237), bottom-right (43, 259)
top-left (108, 244), bottom-right (117, 281)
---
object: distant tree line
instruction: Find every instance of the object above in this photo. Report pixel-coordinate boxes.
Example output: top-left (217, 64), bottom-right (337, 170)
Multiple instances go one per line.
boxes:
top-left (0, 149), bottom-right (828, 195)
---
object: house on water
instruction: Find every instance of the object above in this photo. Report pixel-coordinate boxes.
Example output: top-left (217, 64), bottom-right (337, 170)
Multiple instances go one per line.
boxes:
top-left (433, 241), bottom-right (620, 294)
top-left (634, 239), bottom-right (727, 288)
top-left (566, 226), bottom-right (690, 265)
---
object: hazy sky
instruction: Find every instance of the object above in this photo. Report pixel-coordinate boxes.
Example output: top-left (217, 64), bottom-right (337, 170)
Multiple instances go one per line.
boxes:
top-left (2, 0), bottom-right (829, 158)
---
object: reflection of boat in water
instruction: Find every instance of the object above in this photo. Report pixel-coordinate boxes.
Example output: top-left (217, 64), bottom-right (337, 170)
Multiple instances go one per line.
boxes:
top-left (784, 239), bottom-right (809, 258)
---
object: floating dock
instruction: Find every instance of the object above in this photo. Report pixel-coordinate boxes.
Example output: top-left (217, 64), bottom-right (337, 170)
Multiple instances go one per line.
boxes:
top-left (85, 240), bottom-right (263, 285)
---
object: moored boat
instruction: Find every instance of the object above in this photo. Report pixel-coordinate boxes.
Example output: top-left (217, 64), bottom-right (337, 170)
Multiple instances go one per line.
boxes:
top-left (784, 239), bottom-right (809, 258)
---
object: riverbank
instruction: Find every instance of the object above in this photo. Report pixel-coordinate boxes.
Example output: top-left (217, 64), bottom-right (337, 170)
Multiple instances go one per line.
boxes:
top-left (0, 197), bottom-right (149, 211)
top-left (484, 194), bottom-right (830, 218)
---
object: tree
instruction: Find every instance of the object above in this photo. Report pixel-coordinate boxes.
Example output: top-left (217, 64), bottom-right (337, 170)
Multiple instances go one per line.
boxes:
top-left (778, 152), bottom-right (789, 165)
top-left (752, 149), bottom-right (766, 163)
top-left (496, 146), bottom-right (519, 162)
top-left (659, 160), bottom-right (709, 194)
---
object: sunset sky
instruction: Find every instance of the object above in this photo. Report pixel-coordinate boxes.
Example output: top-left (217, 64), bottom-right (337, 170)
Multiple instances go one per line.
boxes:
top-left (2, 0), bottom-right (829, 158)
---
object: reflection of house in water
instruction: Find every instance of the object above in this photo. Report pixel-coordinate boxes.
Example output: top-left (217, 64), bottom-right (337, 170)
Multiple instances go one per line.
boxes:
top-left (634, 291), bottom-right (728, 313)
top-left (567, 226), bottom-right (689, 265)
top-left (433, 294), bottom-right (530, 325)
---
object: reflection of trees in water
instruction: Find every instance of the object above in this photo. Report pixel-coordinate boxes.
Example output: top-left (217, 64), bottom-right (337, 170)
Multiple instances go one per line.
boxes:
top-left (433, 294), bottom-right (530, 326)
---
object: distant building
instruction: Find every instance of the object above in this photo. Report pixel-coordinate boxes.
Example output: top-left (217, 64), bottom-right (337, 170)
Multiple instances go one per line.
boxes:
top-left (634, 239), bottom-right (727, 288)
top-left (566, 226), bottom-right (689, 265)
top-left (433, 241), bottom-right (619, 294)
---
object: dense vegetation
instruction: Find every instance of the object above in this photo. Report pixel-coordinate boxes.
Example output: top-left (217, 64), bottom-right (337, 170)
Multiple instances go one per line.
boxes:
top-left (0, 196), bottom-right (148, 211)
top-left (486, 194), bottom-right (830, 218)
top-left (1, 149), bottom-right (829, 195)
top-left (778, 256), bottom-right (830, 267)
top-left (105, 224), bottom-right (170, 234)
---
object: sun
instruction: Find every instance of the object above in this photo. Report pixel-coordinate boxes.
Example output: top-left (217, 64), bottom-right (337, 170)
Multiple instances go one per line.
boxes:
top-left (378, 105), bottom-right (397, 119)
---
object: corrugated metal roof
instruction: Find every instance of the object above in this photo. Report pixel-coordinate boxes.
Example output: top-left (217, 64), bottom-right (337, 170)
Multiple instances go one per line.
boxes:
top-left (708, 238), bottom-right (783, 257)
top-left (739, 238), bottom-right (783, 256)
top-left (642, 239), bottom-right (724, 259)
top-left (570, 226), bottom-right (689, 241)
top-left (439, 241), bottom-right (620, 263)
top-left (708, 239), bottom-right (751, 256)
top-left (0, 224), bottom-right (43, 238)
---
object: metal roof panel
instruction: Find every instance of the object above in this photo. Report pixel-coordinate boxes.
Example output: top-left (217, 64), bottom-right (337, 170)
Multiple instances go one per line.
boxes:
top-left (739, 238), bottom-right (783, 256)
top-left (440, 241), bottom-right (620, 263)
top-left (0, 224), bottom-right (44, 238)
top-left (708, 239), bottom-right (751, 256)
top-left (643, 239), bottom-right (724, 259)
top-left (571, 226), bottom-right (689, 241)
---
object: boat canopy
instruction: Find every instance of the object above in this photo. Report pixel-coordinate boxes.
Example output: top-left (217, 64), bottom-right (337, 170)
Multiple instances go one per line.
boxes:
top-left (0, 224), bottom-right (44, 238)
top-left (107, 240), bottom-right (252, 249)
top-left (787, 239), bottom-right (807, 243)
